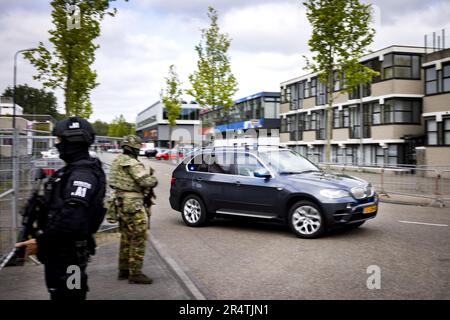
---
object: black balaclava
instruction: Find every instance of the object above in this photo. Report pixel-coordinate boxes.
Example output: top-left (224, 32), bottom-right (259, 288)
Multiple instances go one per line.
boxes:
top-left (56, 139), bottom-right (90, 163)
top-left (122, 146), bottom-right (139, 159)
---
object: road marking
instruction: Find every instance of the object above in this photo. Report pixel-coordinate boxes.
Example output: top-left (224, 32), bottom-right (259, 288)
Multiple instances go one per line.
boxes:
top-left (398, 220), bottom-right (448, 227)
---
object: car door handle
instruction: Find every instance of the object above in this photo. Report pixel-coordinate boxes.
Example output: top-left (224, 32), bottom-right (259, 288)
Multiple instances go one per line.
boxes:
top-left (195, 177), bottom-right (203, 182)
top-left (235, 181), bottom-right (241, 186)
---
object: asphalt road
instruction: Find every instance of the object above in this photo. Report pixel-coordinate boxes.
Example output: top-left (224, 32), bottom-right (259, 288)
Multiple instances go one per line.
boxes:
top-left (101, 153), bottom-right (450, 300)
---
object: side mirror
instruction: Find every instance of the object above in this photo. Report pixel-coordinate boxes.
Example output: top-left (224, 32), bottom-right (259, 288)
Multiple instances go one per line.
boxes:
top-left (254, 169), bottom-right (271, 179)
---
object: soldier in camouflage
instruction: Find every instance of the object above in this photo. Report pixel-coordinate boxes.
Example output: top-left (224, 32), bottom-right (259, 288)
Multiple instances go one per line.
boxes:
top-left (108, 135), bottom-right (158, 284)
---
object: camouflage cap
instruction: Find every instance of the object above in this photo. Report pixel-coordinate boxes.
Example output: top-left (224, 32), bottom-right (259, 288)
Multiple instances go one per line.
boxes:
top-left (121, 135), bottom-right (142, 150)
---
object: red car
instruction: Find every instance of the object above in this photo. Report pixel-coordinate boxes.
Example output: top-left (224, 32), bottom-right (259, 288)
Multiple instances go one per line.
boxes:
top-left (155, 149), bottom-right (183, 160)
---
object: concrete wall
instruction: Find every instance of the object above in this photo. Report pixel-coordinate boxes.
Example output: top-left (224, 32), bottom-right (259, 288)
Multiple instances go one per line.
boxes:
top-left (371, 124), bottom-right (424, 140)
top-left (0, 117), bottom-right (28, 130)
top-left (423, 93), bottom-right (450, 113)
top-left (302, 131), bottom-right (316, 142)
top-left (372, 79), bottom-right (423, 97)
top-left (332, 128), bottom-right (349, 141)
top-left (280, 132), bottom-right (289, 143)
top-left (280, 103), bottom-right (290, 114)
top-left (423, 147), bottom-right (450, 166)
top-left (303, 97), bottom-right (316, 109)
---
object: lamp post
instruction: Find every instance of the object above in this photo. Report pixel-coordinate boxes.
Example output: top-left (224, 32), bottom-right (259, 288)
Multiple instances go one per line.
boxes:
top-left (11, 48), bottom-right (35, 242)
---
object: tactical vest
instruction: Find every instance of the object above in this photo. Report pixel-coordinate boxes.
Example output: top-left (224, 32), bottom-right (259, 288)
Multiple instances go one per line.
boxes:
top-left (43, 158), bottom-right (107, 235)
top-left (109, 154), bottom-right (143, 193)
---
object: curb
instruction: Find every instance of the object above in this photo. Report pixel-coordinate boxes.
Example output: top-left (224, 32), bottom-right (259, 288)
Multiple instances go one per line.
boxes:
top-left (379, 197), bottom-right (446, 208)
top-left (149, 235), bottom-right (207, 300)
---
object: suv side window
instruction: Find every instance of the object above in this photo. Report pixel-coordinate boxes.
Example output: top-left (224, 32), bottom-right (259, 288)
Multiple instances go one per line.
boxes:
top-left (207, 152), bottom-right (234, 174)
top-left (187, 154), bottom-right (208, 172)
top-left (236, 153), bottom-right (265, 177)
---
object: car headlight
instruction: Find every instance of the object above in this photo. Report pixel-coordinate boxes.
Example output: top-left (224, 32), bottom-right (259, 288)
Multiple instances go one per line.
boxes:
top-left (320, 189), bottom-right (350, 199)
top-left (351, 185), bottom-right (375, 199)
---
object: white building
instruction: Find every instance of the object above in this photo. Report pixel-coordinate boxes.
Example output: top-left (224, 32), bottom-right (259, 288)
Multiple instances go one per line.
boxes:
top-left (0, 96), bottom-right (23, 116)
top-left (136, 101), bottom-right (202, 148)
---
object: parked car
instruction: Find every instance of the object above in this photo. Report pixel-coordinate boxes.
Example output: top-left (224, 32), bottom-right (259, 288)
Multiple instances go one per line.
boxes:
top-left (41, 148), bottom-right (59, 159)
top-left (155, 149), bottom-right (183, 160)
top-left (169, 147), bottom-right (378, 239)
top-left (145, 147), bottom-right (161, 158)
top-left (106, 148), bottom-right (122, 153)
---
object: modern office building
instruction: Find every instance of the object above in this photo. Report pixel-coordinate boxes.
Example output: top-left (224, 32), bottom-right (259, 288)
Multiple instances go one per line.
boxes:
top-left (200, 92), bottom-right (281, 137)
top-left (421, 48), bottom-right (450, 166)
top-left (279, 45), bottom-right (437, 166)
top-left (136, 101), bottom-right (202, 148)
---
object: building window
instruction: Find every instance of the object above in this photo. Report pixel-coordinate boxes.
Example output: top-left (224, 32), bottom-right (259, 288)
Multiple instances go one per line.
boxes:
top-left (349, 83), bottom-right (371, 99)
top-left (444, 118), bottom-right (450, 145)
top-left (310, 112), bottom-right (317, 130)
top-left (304, 81), bottom-right (310, 98)
top-left (426, 119), bottom-right (438, 145)
top-left (333, 108), bottom-right (340, 128)
top-left (316, 110), bottom-right (326, 140)
top-left (425, 67), bottom-right (438, 94)
top-left (310, 78), bottom-right (317, 97)
top-left (382, 54), bottom-right (421, 80)
top-left (333, 71), bottom-right (341, 91)
top-left (316, 81), bottom-right (327, 106)
top-left (376, 146), bottom-right (385, 165)
top-left (383, 99), bottom-right (421, 124)
top-left (342, 106), bottom-right (350, 128)
top-left (387, 145), bottom-right (398, 165)
top-left (444, 64), bottom-right (450, 92)
top-left (364, 58), bottom-right (382, 83)
top-left (372, 103), bottom-right (381, 124)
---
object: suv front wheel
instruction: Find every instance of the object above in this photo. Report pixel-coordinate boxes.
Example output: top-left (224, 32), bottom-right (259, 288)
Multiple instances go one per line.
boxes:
top-left (288, 200), bottom-right (326, 239)
top-left (181, 195), bottom-right (208, 227)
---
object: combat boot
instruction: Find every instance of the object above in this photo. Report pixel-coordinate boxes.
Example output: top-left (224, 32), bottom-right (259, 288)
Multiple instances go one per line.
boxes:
top-left (118, 270), bottom-right (129, 280)
top-left (128, 273), bottom-right (153, 284)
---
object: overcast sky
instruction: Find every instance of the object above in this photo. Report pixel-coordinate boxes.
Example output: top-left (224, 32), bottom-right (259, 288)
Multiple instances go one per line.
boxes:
top-left (0, 0), bottom-right (449, 123)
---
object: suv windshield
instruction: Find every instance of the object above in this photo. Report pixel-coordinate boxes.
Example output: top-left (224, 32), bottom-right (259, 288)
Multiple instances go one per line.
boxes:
top-left (259, 150), bottom-right (320, 174)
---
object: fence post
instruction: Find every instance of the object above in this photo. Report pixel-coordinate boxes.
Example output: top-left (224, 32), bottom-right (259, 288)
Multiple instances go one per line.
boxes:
top-left (380, 168), bottom-right (387, 196)
top-left (434, 172), bottom-right (444, 207)
top-left (11, 128), bottom-right (19, 244)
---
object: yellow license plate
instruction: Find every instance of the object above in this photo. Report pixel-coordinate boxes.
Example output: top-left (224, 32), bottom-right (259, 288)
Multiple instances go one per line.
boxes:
top-left (363, 205), bottom-right (377, 214)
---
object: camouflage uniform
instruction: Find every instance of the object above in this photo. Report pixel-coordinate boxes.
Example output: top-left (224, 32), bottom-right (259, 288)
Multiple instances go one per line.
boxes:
top-left (109, 150), bottom-right (157, 277)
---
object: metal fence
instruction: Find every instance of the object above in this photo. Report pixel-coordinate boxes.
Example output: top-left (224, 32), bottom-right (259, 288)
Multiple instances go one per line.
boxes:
top-left (319, 163), bottom-right (450, 207)
top-left (0, 130), bottom-right (119, 264)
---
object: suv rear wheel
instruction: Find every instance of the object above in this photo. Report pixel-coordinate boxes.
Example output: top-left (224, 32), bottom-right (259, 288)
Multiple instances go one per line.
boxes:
top-left (181, 195), bottom-right (207, 227)
top-left (288, 200), bottom-right (326, 238)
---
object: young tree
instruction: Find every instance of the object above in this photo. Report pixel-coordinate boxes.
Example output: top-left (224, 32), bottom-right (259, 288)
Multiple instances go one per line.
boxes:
top-left (187, 6), bottom-right (238, 114)
top-left (92, 119), bottom-right (109, 136)
top-left (2, 84), bottom-right (60, 118)
top-left (161, 65), bottom-right (182, 149)
top-left (108, 114), bottom-right (131, 137)
top-left (303, 0), bottom-right (379, 163)
top-left (24, 0), bottom-right (124, 118)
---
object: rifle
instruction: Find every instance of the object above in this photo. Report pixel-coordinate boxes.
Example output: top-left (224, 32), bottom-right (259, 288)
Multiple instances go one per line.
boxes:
top-left (0, 169), bottom-right (47, 270)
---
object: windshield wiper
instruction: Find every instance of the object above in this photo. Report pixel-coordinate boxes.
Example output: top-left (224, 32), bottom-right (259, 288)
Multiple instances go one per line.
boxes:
top-left (279, 170), bottom-right (320, 175)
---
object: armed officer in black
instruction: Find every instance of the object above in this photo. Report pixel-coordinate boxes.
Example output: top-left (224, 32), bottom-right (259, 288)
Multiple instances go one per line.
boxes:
top-left (16, 117), bottom-right (106, 300)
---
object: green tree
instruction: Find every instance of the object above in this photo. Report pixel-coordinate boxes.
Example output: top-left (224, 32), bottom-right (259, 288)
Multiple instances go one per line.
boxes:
top-left (24, 0), bottom-right (124, 118)
top-left (108, 114), bottom-right (132, 137)
top-left (92, 119), bottom-right (109, 136)
top-left (161, 65), bottom-right (182, 148)
top-left (2, 84), bottom-right (60, 118)
top-left (187, 6), bottom-right (238, 113)
top-left (303, 0), bottom-right (379, 163)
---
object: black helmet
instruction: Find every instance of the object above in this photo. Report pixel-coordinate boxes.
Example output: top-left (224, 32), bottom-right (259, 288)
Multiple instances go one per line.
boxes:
top-left (52, 116), bottom-right (95, 145)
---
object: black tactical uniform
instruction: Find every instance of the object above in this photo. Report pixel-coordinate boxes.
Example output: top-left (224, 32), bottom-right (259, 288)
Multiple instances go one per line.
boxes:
top-left (35, 117), bottom-right (106, 300)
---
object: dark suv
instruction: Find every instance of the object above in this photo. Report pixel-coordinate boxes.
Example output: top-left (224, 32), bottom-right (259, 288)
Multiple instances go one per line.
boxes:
top-left (169, 147), bottom-right (378, 238)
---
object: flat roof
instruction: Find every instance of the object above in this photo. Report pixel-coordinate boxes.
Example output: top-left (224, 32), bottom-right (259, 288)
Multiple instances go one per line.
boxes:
top-left (281, 45), bottom-right (427, 86)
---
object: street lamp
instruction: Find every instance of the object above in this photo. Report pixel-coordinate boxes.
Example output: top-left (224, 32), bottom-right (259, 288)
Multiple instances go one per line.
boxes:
top-left (11, 48), bottom-right (35, 243)
top-left (13, 48), bottom-right (35, 129)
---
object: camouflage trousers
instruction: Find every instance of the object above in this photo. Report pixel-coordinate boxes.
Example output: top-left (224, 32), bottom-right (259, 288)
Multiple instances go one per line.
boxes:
top-left (118, 203), bottom-right (149, 276)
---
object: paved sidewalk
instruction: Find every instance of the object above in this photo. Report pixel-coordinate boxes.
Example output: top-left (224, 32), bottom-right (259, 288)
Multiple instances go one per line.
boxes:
top-left (0, 233), bottom-right (194, 300)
